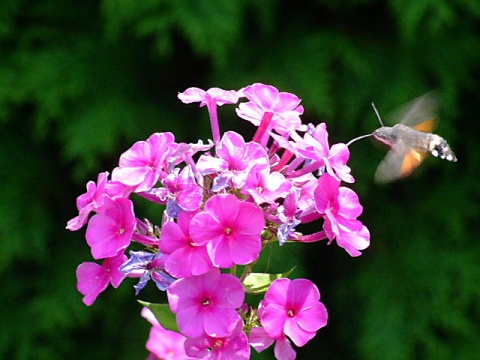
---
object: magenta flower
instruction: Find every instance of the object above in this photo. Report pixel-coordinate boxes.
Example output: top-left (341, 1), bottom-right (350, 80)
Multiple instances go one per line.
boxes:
top-left (295, 123), bottom-right (354, 183)
top-left (139, 166), bottom-right (203, 218)
top-left (178, 87), bottom-right (239, 107)
top-left (76, 252), bottom-right (127, 306)
top-left (68, 83), bottom-right (375, 359)
top-left (258, 278), bottom-right (328, 347)
top-left (162, 166), bottom-right (204, 213)
top-left (189, 194), bottom-right (265, 268)
top-left (196, 131), bottom-right (268, 190)
top-left (85, 196), bottom-right (136, 259)
top-left (178, 87), bottom-right (239, 146)
top-left (290, 173), bottom-right (317, 213)
top-left (334, 224), bottom-right (370, 257)
top-left (112, 132), bottom-right (176, 192)
top-left (184, 320), bottom-right (250, 360)
top-left (242, 164), bottom-right (292, 205)
top-left (167, 268), bottom-right (245, 338)
top-left (160, 210), bottom-right (214, 278)
top-left (67, 172), bottom-right (109, 231)
top-left (141, 307), bottom-right (195, 360)
top-left (314, 173), bottom-right (370, 256)
top-left (236, 83), bottom-right (306, 143)
top-left (66, 172), bottom-right (129, 231)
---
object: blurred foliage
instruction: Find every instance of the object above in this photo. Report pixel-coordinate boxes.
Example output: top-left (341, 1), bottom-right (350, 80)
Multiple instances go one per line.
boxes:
top-left (1, 0), bottom-right (479, 359)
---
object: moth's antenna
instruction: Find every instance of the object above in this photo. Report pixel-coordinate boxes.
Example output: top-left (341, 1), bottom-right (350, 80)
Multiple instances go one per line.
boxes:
top-left (371, 102), bottom-right (385, 127)
top-left (346, 101), bottom-right (386, 147)
top-left (346, 133), bottom-right (373, 147)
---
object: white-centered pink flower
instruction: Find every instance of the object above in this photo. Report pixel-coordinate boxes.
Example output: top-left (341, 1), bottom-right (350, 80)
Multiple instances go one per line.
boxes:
top-left (85, 196), bottom-right (136, 259)
top-left (112, 132), bottom-right (176, 192)
top-left (167, 268), bottom-right (245, 338)
top-left (189, 194), bottom-right (265, 268)
top-left (160, 210), bottom-right (214, 278)
top-left (252, 278), bottom-right (328, 360)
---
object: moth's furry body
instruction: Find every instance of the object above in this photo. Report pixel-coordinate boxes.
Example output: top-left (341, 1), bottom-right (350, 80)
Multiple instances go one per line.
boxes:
top-left (373, 124), bottom-right (457, 162)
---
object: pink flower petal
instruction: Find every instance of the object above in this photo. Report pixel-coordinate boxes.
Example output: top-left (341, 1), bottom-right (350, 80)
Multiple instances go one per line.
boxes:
top-left (283, 317), bottom-right (315, 347)
top-left (295, 302), bottom-right (328, 333)
top-left (261, 303), bottom-right (287, 339)
top-left (203, 307), bottom-right (240, 337)
top-left (274, 335), bottom-right (297, 360)
top-left (249, 327), bottom-right (275, 353)
top-left (76, 262), bottom-right (109, 306)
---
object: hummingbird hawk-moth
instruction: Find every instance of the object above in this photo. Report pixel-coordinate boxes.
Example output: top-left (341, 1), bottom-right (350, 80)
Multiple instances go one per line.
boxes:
top-left (348, 92), bottom-right (457, 183)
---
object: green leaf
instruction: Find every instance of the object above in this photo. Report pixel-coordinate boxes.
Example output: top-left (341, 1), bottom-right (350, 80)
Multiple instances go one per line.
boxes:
top-left (137, 300), bottom-right (179, 332)
top-left (242, 268), bottom-right (296, 295)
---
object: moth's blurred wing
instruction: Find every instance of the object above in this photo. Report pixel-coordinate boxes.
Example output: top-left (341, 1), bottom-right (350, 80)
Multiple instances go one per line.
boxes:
top-left (387, 91), bottom-right (438, 129)
top-left (411, 118), bottom-right (437, 132)
top-left (374, 142), bottom-right (428, 183)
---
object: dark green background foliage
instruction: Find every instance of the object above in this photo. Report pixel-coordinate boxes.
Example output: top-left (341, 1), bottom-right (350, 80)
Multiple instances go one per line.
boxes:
top-left (1, 1), bottom-right (479, 359)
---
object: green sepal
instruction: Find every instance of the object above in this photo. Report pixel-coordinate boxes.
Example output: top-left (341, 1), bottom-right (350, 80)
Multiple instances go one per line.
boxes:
top-left (138, 300), bottom-right (179, 332)
top-left (242, 267), bottom-right (296, 294)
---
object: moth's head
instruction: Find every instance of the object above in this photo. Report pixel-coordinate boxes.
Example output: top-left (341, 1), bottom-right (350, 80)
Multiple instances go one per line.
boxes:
top-left (372, 127), bottom-right (396, 146)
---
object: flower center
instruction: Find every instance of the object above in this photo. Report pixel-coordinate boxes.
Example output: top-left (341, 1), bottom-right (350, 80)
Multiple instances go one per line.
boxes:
top-left (117, 228), bottom-right (125, 236)
top-left (213, 339), bottom-right (224, 349)
top-left (201, 298), bottom-right (210, 306)
top-left (148, 160), bottom-right (157, 170)
top-left (224, 227), bottom-right (232, 235)
top-left (287, 309), bottom-right (295, 317)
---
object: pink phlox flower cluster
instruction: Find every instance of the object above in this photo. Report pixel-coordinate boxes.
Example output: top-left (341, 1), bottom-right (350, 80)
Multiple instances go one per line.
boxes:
top-left (68, 82), bottom-right (372, 359)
